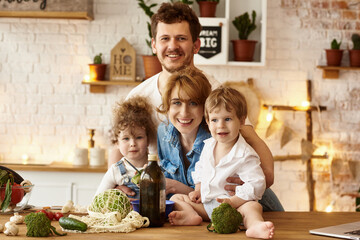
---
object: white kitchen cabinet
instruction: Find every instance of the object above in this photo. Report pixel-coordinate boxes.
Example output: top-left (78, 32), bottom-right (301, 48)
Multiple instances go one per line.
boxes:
top-left (17, 170), bottom-right (104, 207)
top-left (194, 0), bottom-right (267, 66)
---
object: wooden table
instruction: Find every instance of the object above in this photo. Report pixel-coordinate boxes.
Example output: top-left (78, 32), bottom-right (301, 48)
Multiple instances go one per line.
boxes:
top-left (0, 211), bottom-right (359, 239)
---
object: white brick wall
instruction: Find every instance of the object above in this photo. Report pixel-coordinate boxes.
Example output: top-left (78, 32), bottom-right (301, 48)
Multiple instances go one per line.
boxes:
top-left (0, 0), bottom-right (359, 211)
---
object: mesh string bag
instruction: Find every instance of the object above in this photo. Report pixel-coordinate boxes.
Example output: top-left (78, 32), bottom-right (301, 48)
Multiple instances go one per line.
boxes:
top-left (88, 189), bottom-right (132, 220)
top-left (64, 189), bottom-right (149, 233)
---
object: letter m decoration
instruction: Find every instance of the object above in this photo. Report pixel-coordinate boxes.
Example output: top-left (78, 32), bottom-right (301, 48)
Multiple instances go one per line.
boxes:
top-left (110, 38), bottom-right (136, 82)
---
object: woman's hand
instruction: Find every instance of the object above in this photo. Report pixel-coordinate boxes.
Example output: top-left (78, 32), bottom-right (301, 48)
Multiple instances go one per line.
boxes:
top-left (224, 176), bottom-right (244, 196)
top-left (189, 190), bottom-right (201, 203)
top-left (165, 178), bottom-right (194, 195)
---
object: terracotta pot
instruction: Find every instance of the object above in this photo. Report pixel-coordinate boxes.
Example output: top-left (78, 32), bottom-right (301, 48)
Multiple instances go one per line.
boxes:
top-left (89, 64), bottom-right (107, 81)
top-left (325, 49), bottom-right (343, 66)
top-left (198, 1), bottom-right (218, 17)
top-left (231, 39), bottom-right (257, 61)
top-left (349, 49), bottom-right (360, 67)
top-left (142, 55), bottom-right (162, 79)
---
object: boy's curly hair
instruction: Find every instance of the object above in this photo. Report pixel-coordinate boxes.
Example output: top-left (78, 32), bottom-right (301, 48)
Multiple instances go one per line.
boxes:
top-left (111, 96), bottom-right (156, 146)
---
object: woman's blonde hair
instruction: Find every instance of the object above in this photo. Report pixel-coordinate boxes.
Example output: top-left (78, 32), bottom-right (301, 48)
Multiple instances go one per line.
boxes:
top-left (205, 86), bottom-right (248, 123)
top-left (157, 67), bottom-right (212, 115)
top-left (111, 96), bottom-right (156, 146)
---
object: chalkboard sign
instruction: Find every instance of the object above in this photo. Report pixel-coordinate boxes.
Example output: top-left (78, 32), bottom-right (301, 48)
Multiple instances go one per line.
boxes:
top-left (194, 18), bottom-right (227, 65)
top-left (198, 26), bottom-right (222, 59)
top-left (0, 0), bottom-right (93, 20)
top-left (110, 38), bottom-right (136, 82)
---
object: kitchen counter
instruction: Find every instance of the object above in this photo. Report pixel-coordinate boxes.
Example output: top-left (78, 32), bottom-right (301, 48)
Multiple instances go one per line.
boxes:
top-left (1, 162), bottom-right (107, 173)
top-left (0, 211), bottom-right (359, 239)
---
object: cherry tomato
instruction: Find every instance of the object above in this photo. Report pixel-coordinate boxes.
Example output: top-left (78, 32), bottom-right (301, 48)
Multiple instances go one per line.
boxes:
top-left (46, 211), bottom-right (54, 220)
top-left (36, 209), bottom-right (48, 215)
top-left (0, 183), bottom-right (25, 205)
top-left (54, 212), bottom-right (64, 221)
top-left (36, 209), bottom-right (54, 221)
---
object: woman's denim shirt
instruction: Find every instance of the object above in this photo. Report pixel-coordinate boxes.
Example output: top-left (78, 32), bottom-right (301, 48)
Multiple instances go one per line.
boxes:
top-left (157, 122), bottom-right (211, 189)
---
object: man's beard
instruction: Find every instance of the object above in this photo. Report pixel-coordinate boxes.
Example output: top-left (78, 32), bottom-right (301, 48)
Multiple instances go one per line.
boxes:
top-left (161, 53), bottom-right (193, 73)
top-left (163, 64), bottom-right (188, 73)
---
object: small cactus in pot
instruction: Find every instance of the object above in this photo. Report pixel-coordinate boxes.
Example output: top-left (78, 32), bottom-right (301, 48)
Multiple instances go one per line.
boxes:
top-left (89, 53), bottom-right (107, 81)
top-left (231, 10), bottom-right (258, 61)
top-left (325, 38), bottom-right (343, 66)
top-left (349, 33), bottom-right (360, 67)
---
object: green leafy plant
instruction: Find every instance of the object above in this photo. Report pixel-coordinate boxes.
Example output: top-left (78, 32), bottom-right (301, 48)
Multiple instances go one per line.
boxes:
top-left (351, 33), bottom-right (360, 50)
top-left (232, 10), bottom-right (257, 40)
top-left (93, 53), bottom-right (103, 64)
top-left (137, 0), bottom-right (158, 52)
top-left (0, 169), bottom-right (15, 212)
top-left (330, 39), bottom-right (341, 50)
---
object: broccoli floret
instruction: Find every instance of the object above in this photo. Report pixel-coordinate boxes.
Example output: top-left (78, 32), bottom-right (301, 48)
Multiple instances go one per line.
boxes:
top-left (207, 203), bottom-right (243, 234)
top-left (24, 212), bottom-right (66, 237)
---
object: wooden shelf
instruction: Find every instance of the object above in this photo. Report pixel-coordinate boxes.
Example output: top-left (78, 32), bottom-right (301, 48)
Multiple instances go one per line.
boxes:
top-left (0, 0), bottom-right (94, 20)
top-left (0, 11), bottom-right (93, 20)
top-left (317, 65), bottom-right (360, 79)
top-left (263, 104), bottom-right (327, 112)
top-left (82, 80), bottom-right (141, 93)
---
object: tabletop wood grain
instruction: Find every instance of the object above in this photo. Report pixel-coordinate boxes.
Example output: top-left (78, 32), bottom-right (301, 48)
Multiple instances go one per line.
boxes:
top-left (0, 211), bottom-right (358, 239)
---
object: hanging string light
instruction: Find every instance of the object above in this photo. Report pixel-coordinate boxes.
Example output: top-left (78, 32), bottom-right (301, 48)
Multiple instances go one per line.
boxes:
top-left (266, 106), bottom-right (273, 122)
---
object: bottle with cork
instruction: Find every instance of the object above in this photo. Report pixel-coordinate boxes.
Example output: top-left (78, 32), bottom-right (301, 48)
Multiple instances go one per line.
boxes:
top-left (140, 154), bottom-right (166, 227)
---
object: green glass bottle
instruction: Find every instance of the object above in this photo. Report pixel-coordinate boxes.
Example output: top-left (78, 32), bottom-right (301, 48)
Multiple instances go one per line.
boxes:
top-left (140, 154), bottom-right (166, 227)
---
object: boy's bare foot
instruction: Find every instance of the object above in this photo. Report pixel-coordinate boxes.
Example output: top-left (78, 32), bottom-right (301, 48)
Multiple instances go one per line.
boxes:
top-left (168, 211), bottom-right (202, 226)
top-left (246, 221), bottom-right (275, 239)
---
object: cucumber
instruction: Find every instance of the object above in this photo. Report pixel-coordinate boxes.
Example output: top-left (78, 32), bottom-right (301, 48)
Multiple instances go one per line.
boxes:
top-left (59, 217), bottom-right (87, 232)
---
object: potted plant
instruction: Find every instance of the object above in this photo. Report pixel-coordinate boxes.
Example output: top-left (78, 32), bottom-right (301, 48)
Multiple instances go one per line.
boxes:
top-left (325, 39), bottom-right (343, 66)
top-left (349, 33), bottom-right (360, 67)
top-left (231, 10), bottom-right (257, 61)
top-left (196, 0), bottom-right (219, 17)
top-left (137, 0), bottom-right (162, 79)
top-left (89, 53), bottom-right (107, 81)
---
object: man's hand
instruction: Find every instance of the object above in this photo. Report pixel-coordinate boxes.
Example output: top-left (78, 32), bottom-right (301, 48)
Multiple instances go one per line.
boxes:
top-left (189, 190), bottom-right (201, 203)
top-left (216, 198), bottom-right (235, 207)
top-left (224, 176), bottom-right (244, 196)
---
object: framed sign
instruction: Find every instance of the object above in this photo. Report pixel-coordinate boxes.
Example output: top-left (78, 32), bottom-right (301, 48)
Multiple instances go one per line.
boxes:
top-left (110, 38), bottom-right (136, 82)
top-left (198, 25), bottom-right (222, 59)
top-left (194, 18), bottom-right (228, 65)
